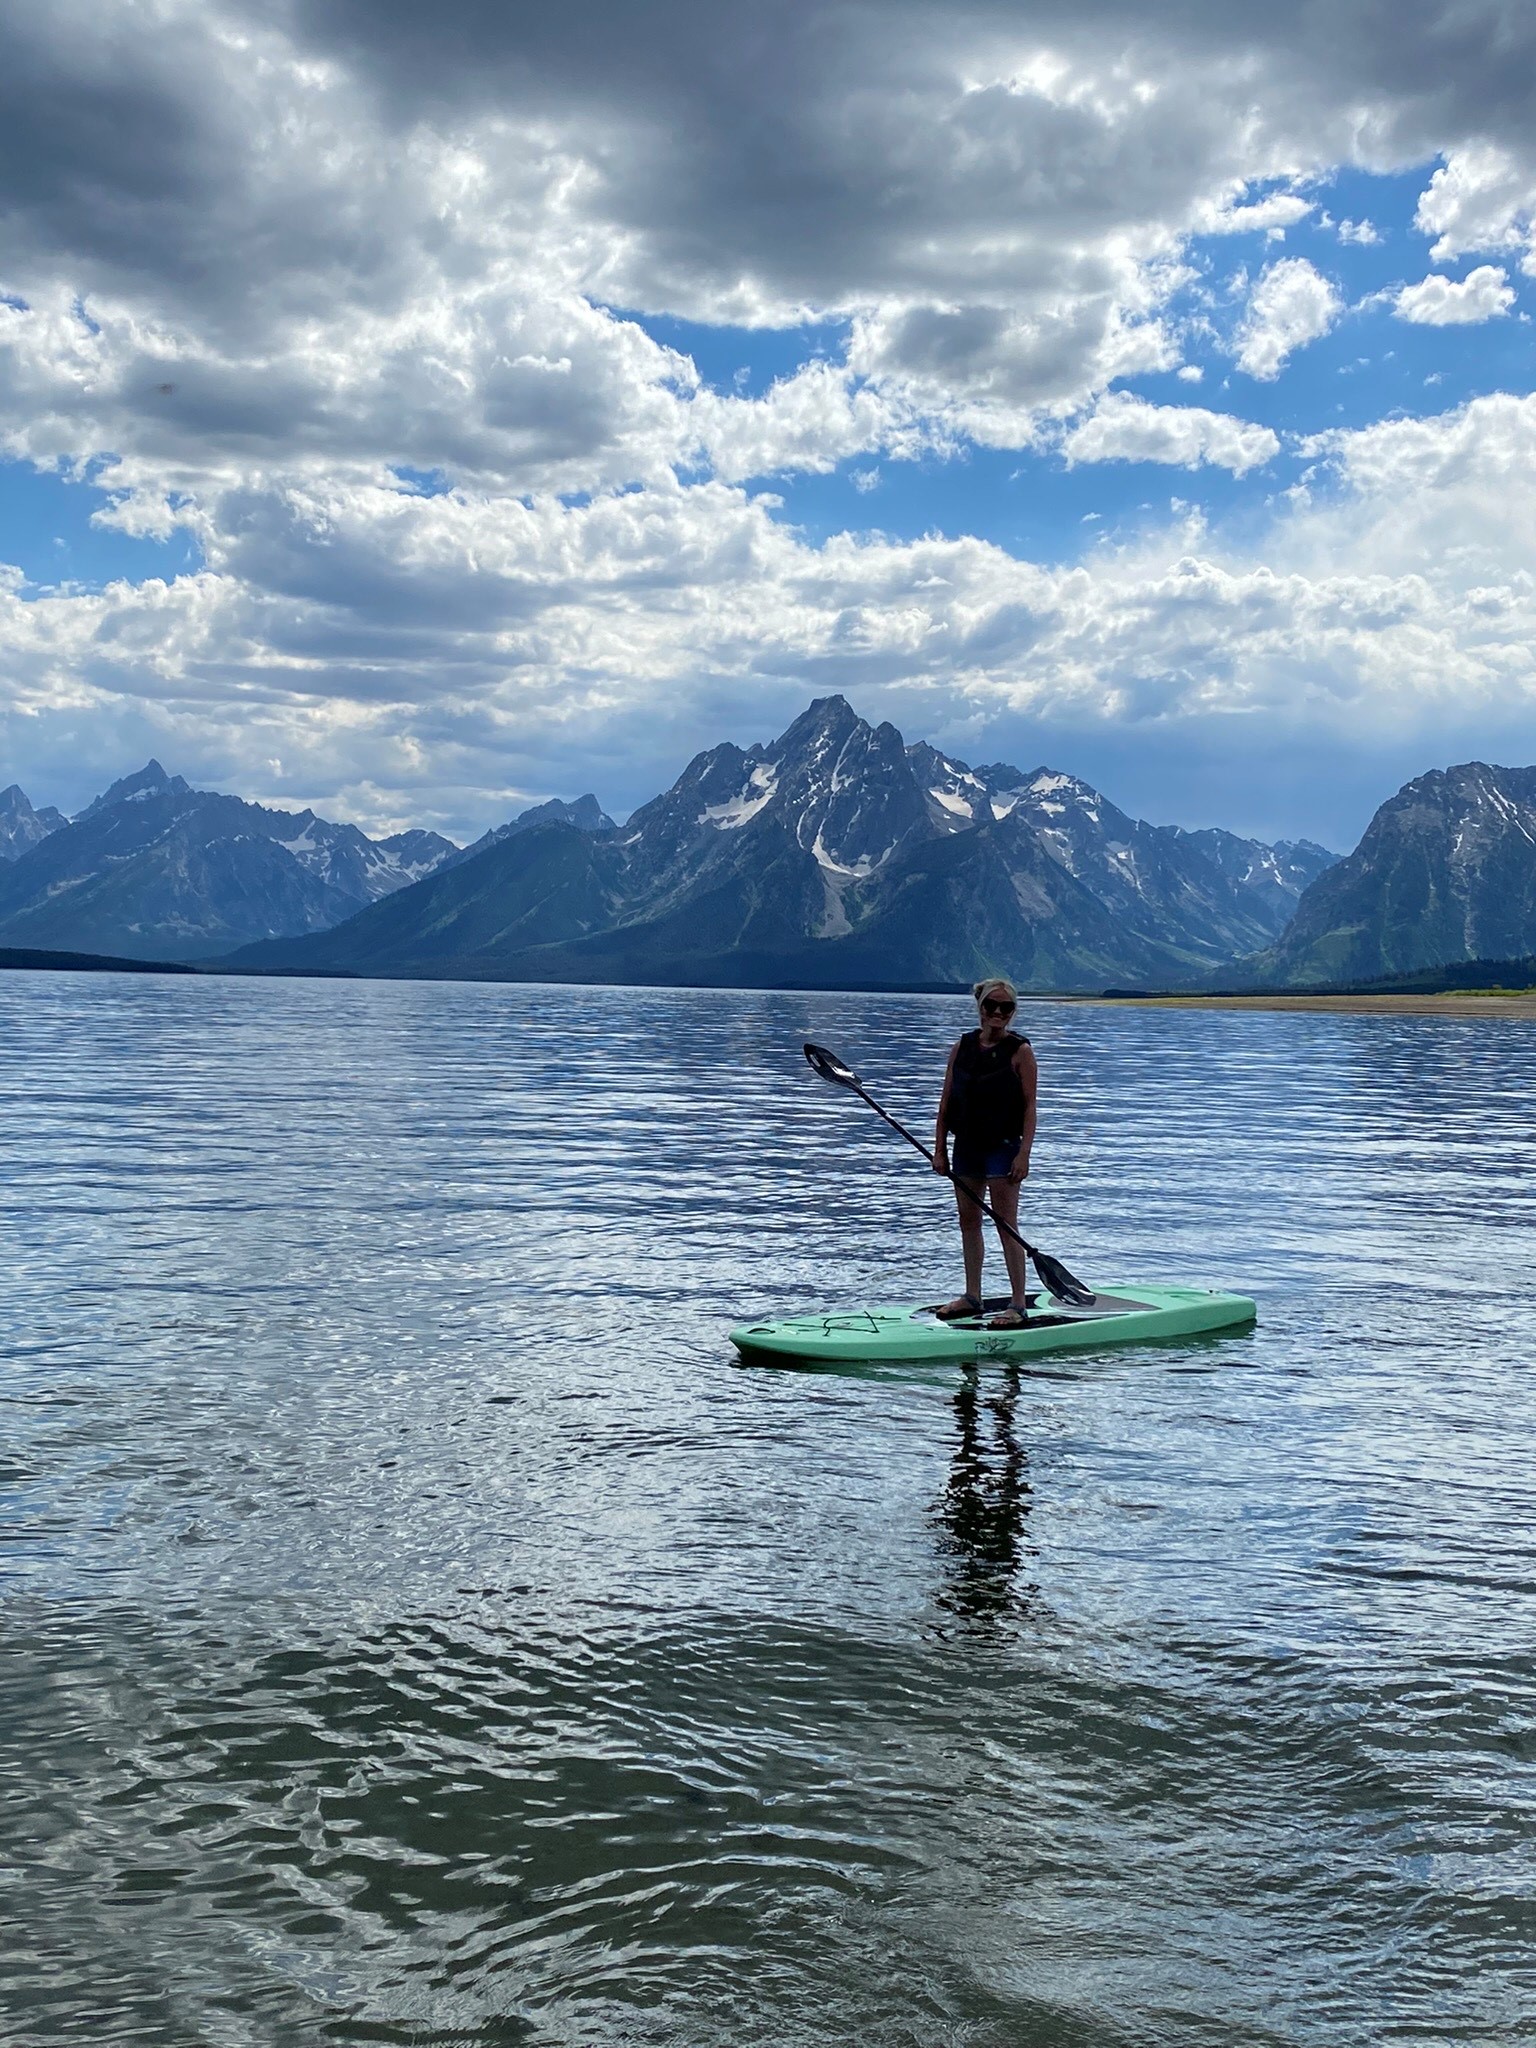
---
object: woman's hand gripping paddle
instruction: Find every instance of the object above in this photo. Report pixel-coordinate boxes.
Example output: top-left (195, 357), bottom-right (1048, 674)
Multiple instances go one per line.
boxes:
top-left (802, 1041), bottom-right (1094, 1307)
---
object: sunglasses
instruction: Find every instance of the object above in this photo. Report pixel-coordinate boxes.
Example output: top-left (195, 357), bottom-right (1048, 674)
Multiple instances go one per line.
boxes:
top-left (980, 997), bottom-right (1015, 1015)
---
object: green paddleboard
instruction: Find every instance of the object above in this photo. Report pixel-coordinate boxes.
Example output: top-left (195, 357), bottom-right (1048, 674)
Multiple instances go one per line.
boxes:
top-left (730, 1284), bottom-right (1256, 1366)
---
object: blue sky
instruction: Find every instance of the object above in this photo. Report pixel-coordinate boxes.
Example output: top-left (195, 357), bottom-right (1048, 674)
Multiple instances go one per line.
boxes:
top-left (8, 173), bottom-right (1527, 590)
top-left (635, 171), bottom-right (1536, 565)
top-left (2, 2), bottom-right (1536, 849)
top-left (4, 171), bottom-right (1526, 600)
top-left (0, 464), bottom-right (201, 588)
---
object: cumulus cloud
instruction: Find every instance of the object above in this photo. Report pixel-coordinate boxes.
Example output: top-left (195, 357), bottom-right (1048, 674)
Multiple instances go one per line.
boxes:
top-left (8, 387), bottom-right (1536, 836)
top-left (4, 1), bottom-right (1536, 829)
top-left (1301, 388), bottom-right (1536, 502)
top-left (1233, 258), bottom-right (1343, 378)
top-left (0, 279), bottom-right (705, 509)
top-left (1415, 145), bottom-right (1536, 273)
top-left (1393, 264), bottom-right (1516, 325)
top-left (1061, 393), bottom-right (1280, 474)
top-left (1200, 191), bottom-right (1313, 235)
top-left (689, 364), bottom-right (916, 484)
top-left (7, 0), bottom-right (1530, 509)
top-left (843, 293), bottom-right (1179, 444)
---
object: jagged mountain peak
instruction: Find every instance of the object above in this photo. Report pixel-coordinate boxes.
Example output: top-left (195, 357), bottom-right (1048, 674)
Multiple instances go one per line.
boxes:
top-left (374, 827), bottom-right (463, 881)
top-left (1351, 760), bottom-right (1536, 854)
top-left (76, 759), bottom-right (193, 820)
top-left (1407, 759), bottom-right (1498, 792)
top-left (993, 766), bottom-right (1110, 815)
top-left (452, 792), bottom-right (617, 868)
top-left (531, 793), bottom-right (615, 833)
top-left (473, 792), bottom-right (615, 837)
top-left (1272, 837), bottom-right (1337, 862)
top-left (669, 697), bottom-right (925, 876)
top-left (622, 697), bottom-right (925, 881)
top-left (0, 783), bottom-right (68, 860)
top-left (905, 747), bottom-right (1118, 833)
top-left (224, 694), bottom-right (1358, 989)
top-left (907, 741), bottom-right (987, 826)
top-left (1020, 767), bottom-right (1100, 797)
top-left (772, 694), bottom-right (861, 752)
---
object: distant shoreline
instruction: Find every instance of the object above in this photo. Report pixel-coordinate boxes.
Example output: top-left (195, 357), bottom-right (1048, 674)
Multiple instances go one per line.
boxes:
top-left (0, 946), bottom-right (199, 977)
top-left (4, 948), bottom-right (1535, 1014)
top-left (1073, 991), bottom-right (1536, 1017)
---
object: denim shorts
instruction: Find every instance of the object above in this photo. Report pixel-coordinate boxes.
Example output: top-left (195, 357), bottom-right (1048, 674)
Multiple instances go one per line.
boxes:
top-left (952, 1137), bottom-right (1021, 1182)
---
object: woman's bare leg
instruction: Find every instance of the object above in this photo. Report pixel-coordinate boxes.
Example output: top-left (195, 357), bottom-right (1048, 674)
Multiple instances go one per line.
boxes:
top-left (954, 1173), bottom-right (986, 1302)
top-left (987, 1176), bottom-right (1031, 1306)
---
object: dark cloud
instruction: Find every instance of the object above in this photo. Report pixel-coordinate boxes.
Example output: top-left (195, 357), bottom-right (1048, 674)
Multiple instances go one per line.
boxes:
top-left (5, 0), bottom-right (1532, 471)
top-left (283, 0), bottom-right (1536, 311)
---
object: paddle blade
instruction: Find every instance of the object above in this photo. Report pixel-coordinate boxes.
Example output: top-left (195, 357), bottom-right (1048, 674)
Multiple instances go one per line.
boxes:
top-left (804, 1042), bottom-right (862, 1089)
top-left (1030, 1248), bottom-right (1095, 1308)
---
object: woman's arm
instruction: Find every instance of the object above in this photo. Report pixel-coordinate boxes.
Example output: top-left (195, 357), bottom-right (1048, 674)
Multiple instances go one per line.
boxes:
top-left (1010, 1041), bottom-right (1038, 1181)
top-left (933, 1042), bottom-right (959, 1173)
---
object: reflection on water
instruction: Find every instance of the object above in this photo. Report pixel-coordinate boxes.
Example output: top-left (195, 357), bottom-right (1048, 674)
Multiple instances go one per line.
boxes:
top-left (2, 971), bottom-right (1535, 2046)
top-left (933, 1365), bottom-right (1036, 1625)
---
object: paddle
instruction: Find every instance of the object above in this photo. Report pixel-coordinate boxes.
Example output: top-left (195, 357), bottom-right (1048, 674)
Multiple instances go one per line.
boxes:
top-left (803, 1040), bottom-right (1095, 1307)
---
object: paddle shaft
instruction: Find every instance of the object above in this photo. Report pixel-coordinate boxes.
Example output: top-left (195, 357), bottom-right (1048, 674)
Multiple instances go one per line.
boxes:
top-left (842, 1078), bottom-right (1047, 1265)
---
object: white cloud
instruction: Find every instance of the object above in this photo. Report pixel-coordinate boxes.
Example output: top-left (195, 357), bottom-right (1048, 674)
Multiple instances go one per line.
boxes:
top-left (1393, 265), bottom-right (1516, 325)
top-left (0, 278), bottom-right (705, 507)
top-left (8, 388), bottom-right (1536, 834)
top-left (1415, 146), bottom-right (1536, 273)
top-left (1336, 217), bottom-right (1380, 245)
top-left (1061, 393), bottom-right (1280, 475)
top-left (1201, 191), bottom-right (1314, 235)
top-left (689, 363), bottom-right (911, 483)
top-left (1300, 389), bottom-right (1536, 502)
top-left (1176, 364), bottom-right (1204, 382)
top-left (5, 3), bottom-right (1536, 827)
top-left (1233, 258), bottom-right (1342, 378)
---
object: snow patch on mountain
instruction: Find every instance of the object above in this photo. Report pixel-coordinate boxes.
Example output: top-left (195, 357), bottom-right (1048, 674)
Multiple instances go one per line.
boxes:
top-left (809, 827), bottom-right (884, 878)
top-left (930, 788), bottom-right (976, 819)
top-left (700, 764), bottom-right (777, 828)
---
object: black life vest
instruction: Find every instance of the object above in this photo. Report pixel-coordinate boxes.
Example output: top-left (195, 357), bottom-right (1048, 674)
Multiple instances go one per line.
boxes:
top-left (946, 1029), bottom-right (1029, 1146)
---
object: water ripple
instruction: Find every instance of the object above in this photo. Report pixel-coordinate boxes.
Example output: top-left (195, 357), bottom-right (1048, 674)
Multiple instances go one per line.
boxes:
top-left (2, 974), bottom-right (1535, 2044)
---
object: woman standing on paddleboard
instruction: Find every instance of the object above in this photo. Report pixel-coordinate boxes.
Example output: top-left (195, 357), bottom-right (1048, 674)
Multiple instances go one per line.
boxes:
top-left (933, 978), bottom-right (1037, 1329)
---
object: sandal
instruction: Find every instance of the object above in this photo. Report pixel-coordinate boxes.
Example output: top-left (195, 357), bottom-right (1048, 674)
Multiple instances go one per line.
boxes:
top-left (933, 1294), bottom-right (981, 1322)
top-left (986, 1304), bottom-right (1029, 1329)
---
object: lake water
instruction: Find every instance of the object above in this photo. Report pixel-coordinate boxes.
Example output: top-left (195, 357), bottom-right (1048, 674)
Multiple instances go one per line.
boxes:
top-left (3, 972), bottom-right (1535, 2046)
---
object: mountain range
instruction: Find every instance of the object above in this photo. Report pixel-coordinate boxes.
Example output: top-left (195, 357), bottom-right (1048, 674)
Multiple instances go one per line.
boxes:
top-left (7, 704), bottom-right (1534, 991)
top-left (225, 697), bottom-right (1339, 988)
top-left (0, 765), bottom-right (631, 962)
top-left (0, 762), bottom-right (463, 960)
